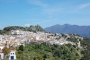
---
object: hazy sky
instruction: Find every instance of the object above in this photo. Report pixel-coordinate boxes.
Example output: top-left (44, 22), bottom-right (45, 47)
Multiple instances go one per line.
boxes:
top-left (0, 0), bottom-right (90, 29)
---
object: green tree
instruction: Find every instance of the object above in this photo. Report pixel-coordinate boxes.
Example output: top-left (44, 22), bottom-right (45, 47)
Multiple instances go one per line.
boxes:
top-left (3, 47), bottom-right (10, 55)
top-left (18, 45), bottom-right (24, 51)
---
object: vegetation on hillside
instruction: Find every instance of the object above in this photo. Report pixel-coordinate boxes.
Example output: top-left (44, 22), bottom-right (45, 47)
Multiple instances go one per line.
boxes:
top-left (17, 43), bottom-right (83, 60)
top-left (80, 37), bottom-right (90, 60)
top-left (16, 36), bottom-right (90, 60)
top-left (26, 25), bottom-right (44, 32)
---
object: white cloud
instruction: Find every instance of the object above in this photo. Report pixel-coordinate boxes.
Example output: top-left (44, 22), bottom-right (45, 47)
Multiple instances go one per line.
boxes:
top-left (71, 3), bottom-right (90, 13)
top-left (75, 2), bottom-right (90, 12)
top-left (79, 2), bottom-right (90, 9)
top-left (27, 0), bottom-right (47, 7)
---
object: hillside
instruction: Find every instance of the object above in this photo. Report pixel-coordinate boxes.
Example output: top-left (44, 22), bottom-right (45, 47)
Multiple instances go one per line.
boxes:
top-left (16, 34), bottom-right (90, 60)
top-left (45, 24), bottom-right (90, 38)
top-left (0, 25), bottom-right (44, 34)
top-left (0, 25), bottom-right (90, 60)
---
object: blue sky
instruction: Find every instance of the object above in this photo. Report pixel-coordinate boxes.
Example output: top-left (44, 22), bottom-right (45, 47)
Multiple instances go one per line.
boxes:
top-left (0, 0), bottom-right (90, 29)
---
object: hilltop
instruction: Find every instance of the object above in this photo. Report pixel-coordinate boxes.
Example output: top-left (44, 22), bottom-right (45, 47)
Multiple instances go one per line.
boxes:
top-left (0, 25), bottom-right (44, 34)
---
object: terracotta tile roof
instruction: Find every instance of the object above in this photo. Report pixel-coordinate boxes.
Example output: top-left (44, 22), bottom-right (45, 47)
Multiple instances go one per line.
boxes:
top-left (0, 50), bottom-right (3, 53)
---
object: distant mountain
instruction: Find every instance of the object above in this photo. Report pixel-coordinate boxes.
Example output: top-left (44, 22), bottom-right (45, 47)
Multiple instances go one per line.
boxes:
top-left (45, 24), bottom-right (90, 37)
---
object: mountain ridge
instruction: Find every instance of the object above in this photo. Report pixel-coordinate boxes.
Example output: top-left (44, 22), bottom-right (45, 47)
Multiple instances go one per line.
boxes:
top-left (45, 24), bottom-right (90, 38)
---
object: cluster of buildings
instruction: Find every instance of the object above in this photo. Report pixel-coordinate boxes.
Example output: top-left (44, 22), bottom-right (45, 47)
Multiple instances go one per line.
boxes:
top-left (0, 30), bottom-right (83, 60)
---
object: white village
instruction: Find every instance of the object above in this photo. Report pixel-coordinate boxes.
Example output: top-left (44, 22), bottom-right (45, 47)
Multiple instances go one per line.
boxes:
top-left (0, 29), bottom-right (83, 60)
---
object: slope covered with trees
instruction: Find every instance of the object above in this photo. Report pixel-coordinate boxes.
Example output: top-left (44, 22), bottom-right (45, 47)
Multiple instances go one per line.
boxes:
top-left (16, 36), bottom-right (90, 60)
top-left (80, 38), bottom-right (90, 60)
top-left (17, 43), bottom-right (83, 60)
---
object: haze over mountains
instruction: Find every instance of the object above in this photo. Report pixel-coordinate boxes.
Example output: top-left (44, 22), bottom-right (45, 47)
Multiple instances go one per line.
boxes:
top-left (45, 24), bottom-right (90, 38)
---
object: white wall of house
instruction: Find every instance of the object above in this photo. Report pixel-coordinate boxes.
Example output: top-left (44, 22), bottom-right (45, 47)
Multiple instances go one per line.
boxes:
top-left (0, 46), bottom-right (4, 50)
top-left (9, 51), bottom-right (16, 60)
top-left (0, 53), bottom-right (4, 59)
top-left (0, 38), bottom-right (3, 43)
top-left (0, 46), bottom-right (4, 59)
top-left (36, 36), bottom-right (40, 40)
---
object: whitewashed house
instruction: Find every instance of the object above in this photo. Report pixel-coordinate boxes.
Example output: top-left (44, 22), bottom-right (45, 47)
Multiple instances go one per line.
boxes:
top-left (35, 36), bottom-right (40, 40)
top-left (0, 50), bottom-right (4, 59)
top-left (0, 45), bottom-right (4, 59)
top-left (0, 38), bottom-right (3, 43)
top-left (26, 38), bottom-right (31, 44)
top-left (9, 50), bottom-right (16, 60)
top-left (0, 45), bottom-right (4, 51)
top-left (11, 30), bottom-right (20, 35)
